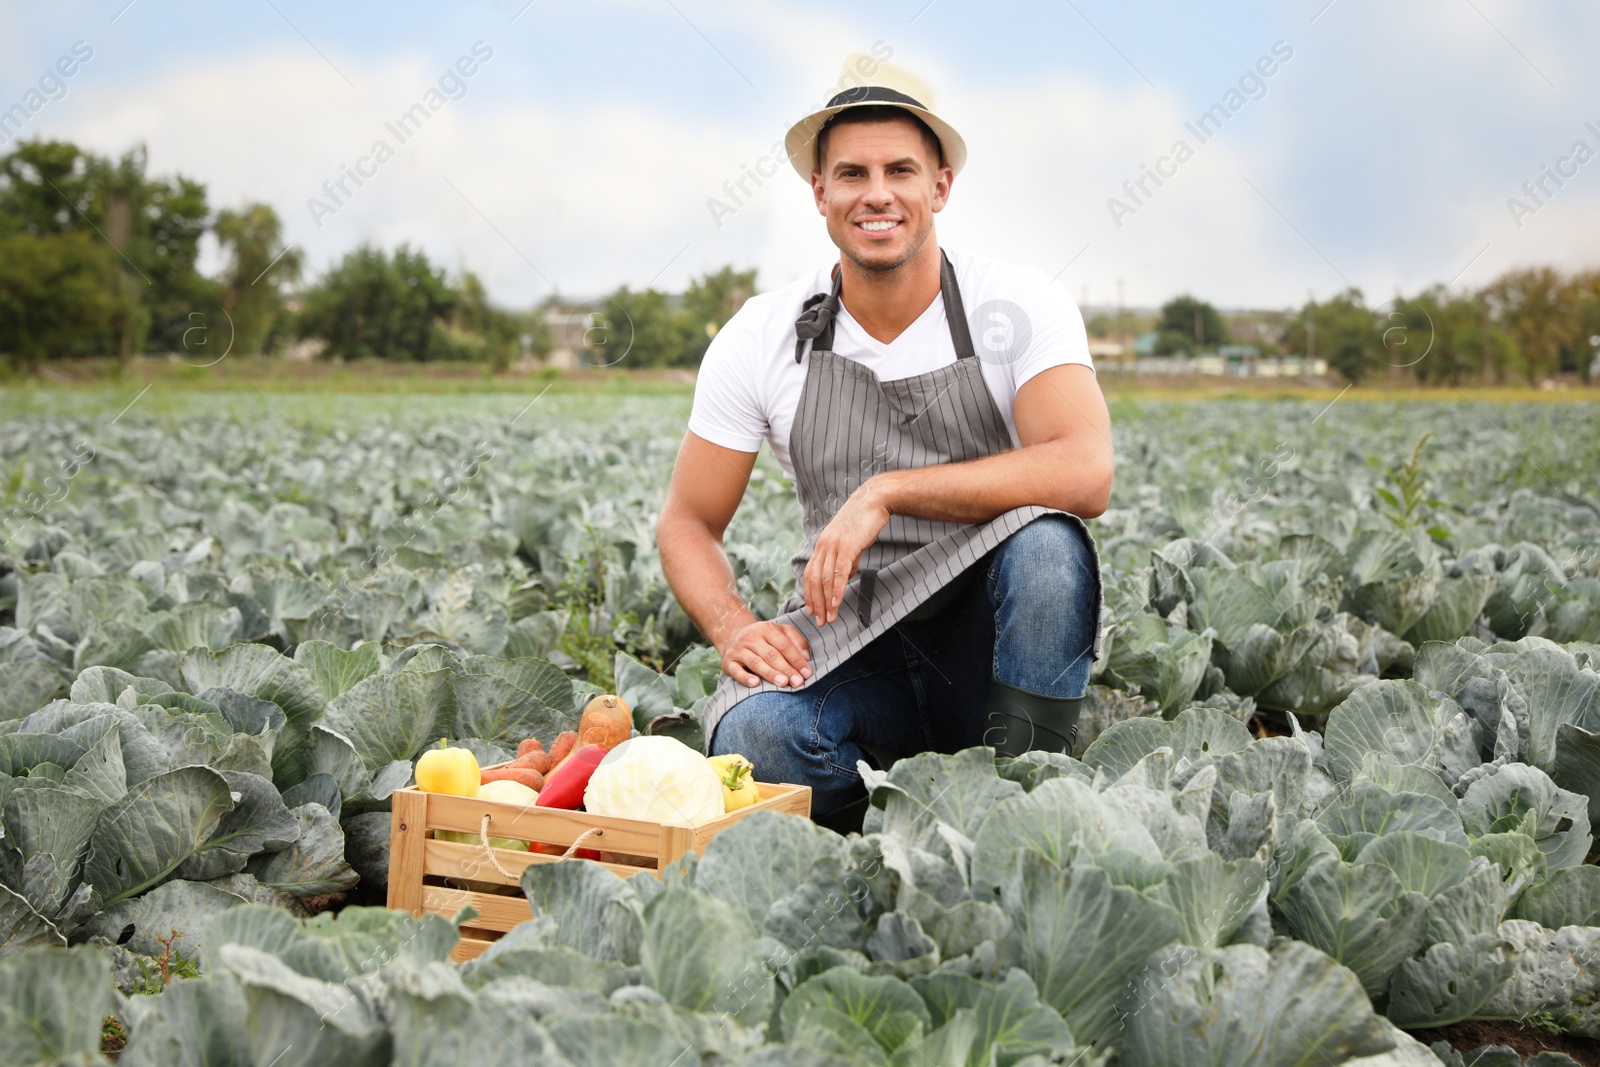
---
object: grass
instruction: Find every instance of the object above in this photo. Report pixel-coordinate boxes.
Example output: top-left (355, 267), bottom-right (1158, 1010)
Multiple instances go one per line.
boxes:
top-left (4, 355), bottom-right (698, 396)
top-left (5, 355), bottom-right (1598, 405)
top-left (1104, 380), bottom-right (1600, 403)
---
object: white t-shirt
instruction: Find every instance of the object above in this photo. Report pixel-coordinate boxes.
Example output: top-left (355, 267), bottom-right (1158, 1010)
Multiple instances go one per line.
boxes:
top-left (687, 246), bottom-right (1095, 480)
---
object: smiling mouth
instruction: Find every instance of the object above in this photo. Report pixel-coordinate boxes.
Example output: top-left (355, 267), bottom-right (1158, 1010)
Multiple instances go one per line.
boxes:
top-left (855, 219), bottom-right (900, 234)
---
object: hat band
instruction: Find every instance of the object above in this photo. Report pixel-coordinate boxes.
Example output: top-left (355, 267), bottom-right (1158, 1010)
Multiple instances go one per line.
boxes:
top-left (825, 84), bottom-right (928, 111)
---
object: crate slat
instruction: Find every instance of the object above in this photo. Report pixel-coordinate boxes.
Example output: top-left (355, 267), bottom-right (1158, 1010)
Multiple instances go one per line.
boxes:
top-left (424, 884), bottom-right (534, 930)
top-left (423, 792), bottom-right (665, 856)
top-left (387, 789), bottom-right (429, 916)
top-left (689, 782), bottom-right (812, 852)
top-left (425, 838), bottom-right (654, 884)
top-left (449, 937), bottom-right (495, 964)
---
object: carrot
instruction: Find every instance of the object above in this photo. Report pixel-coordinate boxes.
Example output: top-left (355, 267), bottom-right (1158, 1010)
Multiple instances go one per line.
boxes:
top-left (480, 766), bottom-right (546, 791)
top-left (516, 738), bottom-right (544, 759)
top-left (546, 730), bottom-right (578, 769)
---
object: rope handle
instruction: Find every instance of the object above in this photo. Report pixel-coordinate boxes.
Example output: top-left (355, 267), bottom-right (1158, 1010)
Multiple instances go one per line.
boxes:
top-left (560, 827), bottom-right (604, 859)
top-left (475, 816), bottom-right (605, 878)
top-left (477, 814), bottom-right (516, 879)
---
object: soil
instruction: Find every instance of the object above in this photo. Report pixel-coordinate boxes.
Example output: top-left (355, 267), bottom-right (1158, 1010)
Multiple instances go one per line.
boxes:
top-left (1249, 712), bottom-right (1301, 738)
top-left (100, 1016), bottom-right (126, 1061)
top-left (1408, 1019), bottom-right (1600, 1065)
top-left (297, 891), bottom-right (347, 917)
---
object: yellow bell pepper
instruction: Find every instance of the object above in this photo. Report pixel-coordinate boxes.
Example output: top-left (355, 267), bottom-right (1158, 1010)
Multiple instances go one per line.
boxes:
top-left (415, 740), bottom-right (480, 797)
top-left (709, 753), bottom-right (761, 812)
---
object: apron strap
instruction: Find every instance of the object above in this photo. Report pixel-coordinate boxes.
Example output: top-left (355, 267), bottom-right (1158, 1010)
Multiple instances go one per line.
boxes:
top-left (938, 248), bottom-right (978, 361)
top-left (791, 249), bottom-right (974, 363)
top-left (856, 568), bottom-right (877, 626)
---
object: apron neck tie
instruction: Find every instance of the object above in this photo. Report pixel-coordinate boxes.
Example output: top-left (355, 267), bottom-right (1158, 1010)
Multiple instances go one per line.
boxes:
top-left (792, 251), bottom-right (974, 364)
top-left (793, 267), bottom-right (844, 363)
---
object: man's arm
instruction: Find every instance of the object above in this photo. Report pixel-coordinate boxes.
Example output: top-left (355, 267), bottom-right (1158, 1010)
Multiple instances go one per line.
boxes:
top-left (657, 432), bottom-right (813, 688)
top-left (873, 363), bottom-right (1111, 521)
top-left (801, 364), bottom-right (1112, 624)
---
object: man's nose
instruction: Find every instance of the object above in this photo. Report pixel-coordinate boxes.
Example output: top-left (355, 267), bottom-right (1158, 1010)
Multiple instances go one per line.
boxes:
top-left (863, 170), bottom-right (894, 207)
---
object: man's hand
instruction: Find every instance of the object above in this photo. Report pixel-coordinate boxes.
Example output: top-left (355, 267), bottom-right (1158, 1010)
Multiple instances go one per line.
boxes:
top-left (803, 481), bottom-right (892, 625)
top-left (722, 620), bottom-right (813, 688)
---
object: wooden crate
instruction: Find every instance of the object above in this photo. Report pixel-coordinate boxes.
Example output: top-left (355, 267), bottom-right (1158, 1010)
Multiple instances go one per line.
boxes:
top-left (386, 776), bottom-right (811, 962)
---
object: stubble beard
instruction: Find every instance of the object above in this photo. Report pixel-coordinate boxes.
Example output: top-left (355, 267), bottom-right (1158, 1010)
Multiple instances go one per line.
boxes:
top-left (839, 215), bottom-right (933, 275)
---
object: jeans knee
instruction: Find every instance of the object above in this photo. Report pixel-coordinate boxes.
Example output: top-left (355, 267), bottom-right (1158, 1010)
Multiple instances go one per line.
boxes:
top-left (711, 692), bottom-right (815, 763)
top-left (994, 515), bottom-right (1095, 603)
top-left (712, 700), bottom-right (779, 756)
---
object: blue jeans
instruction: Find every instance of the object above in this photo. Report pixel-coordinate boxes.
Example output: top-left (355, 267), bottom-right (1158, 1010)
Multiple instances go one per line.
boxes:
top-left (709, 514), bottom-right (1099, 816)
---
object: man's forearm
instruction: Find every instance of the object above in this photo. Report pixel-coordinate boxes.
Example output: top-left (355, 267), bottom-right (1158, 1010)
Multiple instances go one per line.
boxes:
top-left (657, 513), bottom-right (758, 651)
top-left (864, 439), bottom-right (1110, 525)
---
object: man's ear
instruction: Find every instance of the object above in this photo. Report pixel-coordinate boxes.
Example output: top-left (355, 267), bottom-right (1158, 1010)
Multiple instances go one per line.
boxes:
top-left (930, 164), bottom-right (954, 214)
top-left (812, 171), bottom-right (827, 214)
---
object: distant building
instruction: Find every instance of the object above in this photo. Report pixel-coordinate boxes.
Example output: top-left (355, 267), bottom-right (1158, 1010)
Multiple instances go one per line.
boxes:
top-left (543, 310), bottom-right (591, 370)
top-left (1216, 344), bottom-right (1259, 376)
top-left (1102, 344), bottom-right (1327, 378)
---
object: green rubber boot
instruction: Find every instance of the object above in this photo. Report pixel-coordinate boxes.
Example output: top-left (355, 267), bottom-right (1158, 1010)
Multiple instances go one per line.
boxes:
top-left (983, 680), bottom-right (1084, 757)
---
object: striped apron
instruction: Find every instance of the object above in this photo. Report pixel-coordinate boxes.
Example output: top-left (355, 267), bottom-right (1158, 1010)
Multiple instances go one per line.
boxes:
top-left (700, 248), bottom-right (1104, 748)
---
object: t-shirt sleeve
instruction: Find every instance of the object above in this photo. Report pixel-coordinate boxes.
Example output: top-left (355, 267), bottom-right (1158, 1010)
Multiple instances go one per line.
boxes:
top-left (687, 306), bottom-right (767, 453)
top-left (1006, 266), bottom-right (1095, 392)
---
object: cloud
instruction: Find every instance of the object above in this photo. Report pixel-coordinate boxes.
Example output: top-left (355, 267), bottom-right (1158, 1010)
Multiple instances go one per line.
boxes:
top-left (23, 0), bottom-right (1600, 311)
top-left (49, 41), bottom-right (766, 303)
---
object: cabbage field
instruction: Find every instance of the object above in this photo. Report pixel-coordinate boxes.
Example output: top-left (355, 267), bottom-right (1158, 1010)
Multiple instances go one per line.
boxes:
top-left (0, 388), bottom-right (1598, 1065)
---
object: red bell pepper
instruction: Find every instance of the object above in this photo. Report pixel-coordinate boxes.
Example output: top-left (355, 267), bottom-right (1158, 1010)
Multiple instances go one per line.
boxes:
top-left (535, 743), bottom-right (607, 810)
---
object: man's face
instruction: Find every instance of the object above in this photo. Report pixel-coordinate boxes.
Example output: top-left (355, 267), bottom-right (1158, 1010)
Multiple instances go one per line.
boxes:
top-left (811, 116), bottom-right (952, 274)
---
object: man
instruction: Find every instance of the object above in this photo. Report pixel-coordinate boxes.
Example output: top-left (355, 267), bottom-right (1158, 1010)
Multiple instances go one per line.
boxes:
top-left (657, 56), bottom-right (1111, 831)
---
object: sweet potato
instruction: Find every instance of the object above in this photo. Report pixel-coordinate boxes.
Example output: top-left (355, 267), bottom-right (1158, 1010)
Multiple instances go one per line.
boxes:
top-left (480, 766), bottom-right (545, 791)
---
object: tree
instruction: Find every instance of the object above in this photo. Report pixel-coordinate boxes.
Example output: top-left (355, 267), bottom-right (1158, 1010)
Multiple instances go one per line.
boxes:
top-left (0, 139), bottom-right (90, 238)
top-left (0, 230), bottom-right (119, 371)
top-left (1154, 294), bottom-right (1227, 355)
top-left (595, 286), bottom-right (692, 368)
top-left (296, 244), bottom-right (459, 361)
top-left (1281, 289), bottom-right (1375, 383)
top-left (1482, 267), bottom-right (1565, 383)
top-left (1558, 269), bottom-right (1600, 383)
top-left (1389, 287), bottom-right (1515, 387)
top-left (214, 203), bottom-right (301, 356)
top-left (0, 139), bottom-right (208, 365)
top-left (103, 145), bottom-right (209, 360)
top-left (448, 271), bottom-right (520, 370)
top-left (680, 266), bottom-right (757, 366)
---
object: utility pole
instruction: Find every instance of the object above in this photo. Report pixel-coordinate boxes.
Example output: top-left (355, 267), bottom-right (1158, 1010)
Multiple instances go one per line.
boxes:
top-left (1116, 277), bottom-right (1126, 364)
top-left (1307, 290), bottom-right (1316, 365)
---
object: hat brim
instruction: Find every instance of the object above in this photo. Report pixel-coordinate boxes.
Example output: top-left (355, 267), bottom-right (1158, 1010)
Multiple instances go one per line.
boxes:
top-left (783, 101), bottom-right (967, 182)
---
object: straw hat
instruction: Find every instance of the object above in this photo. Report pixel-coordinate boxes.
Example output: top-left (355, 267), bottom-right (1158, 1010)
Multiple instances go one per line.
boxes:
top-left (783, 55), bottom-right (967, 181)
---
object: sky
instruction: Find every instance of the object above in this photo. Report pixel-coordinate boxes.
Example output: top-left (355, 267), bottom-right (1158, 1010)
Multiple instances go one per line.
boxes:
top-left (3, 0), bottom-right (1598, 311)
